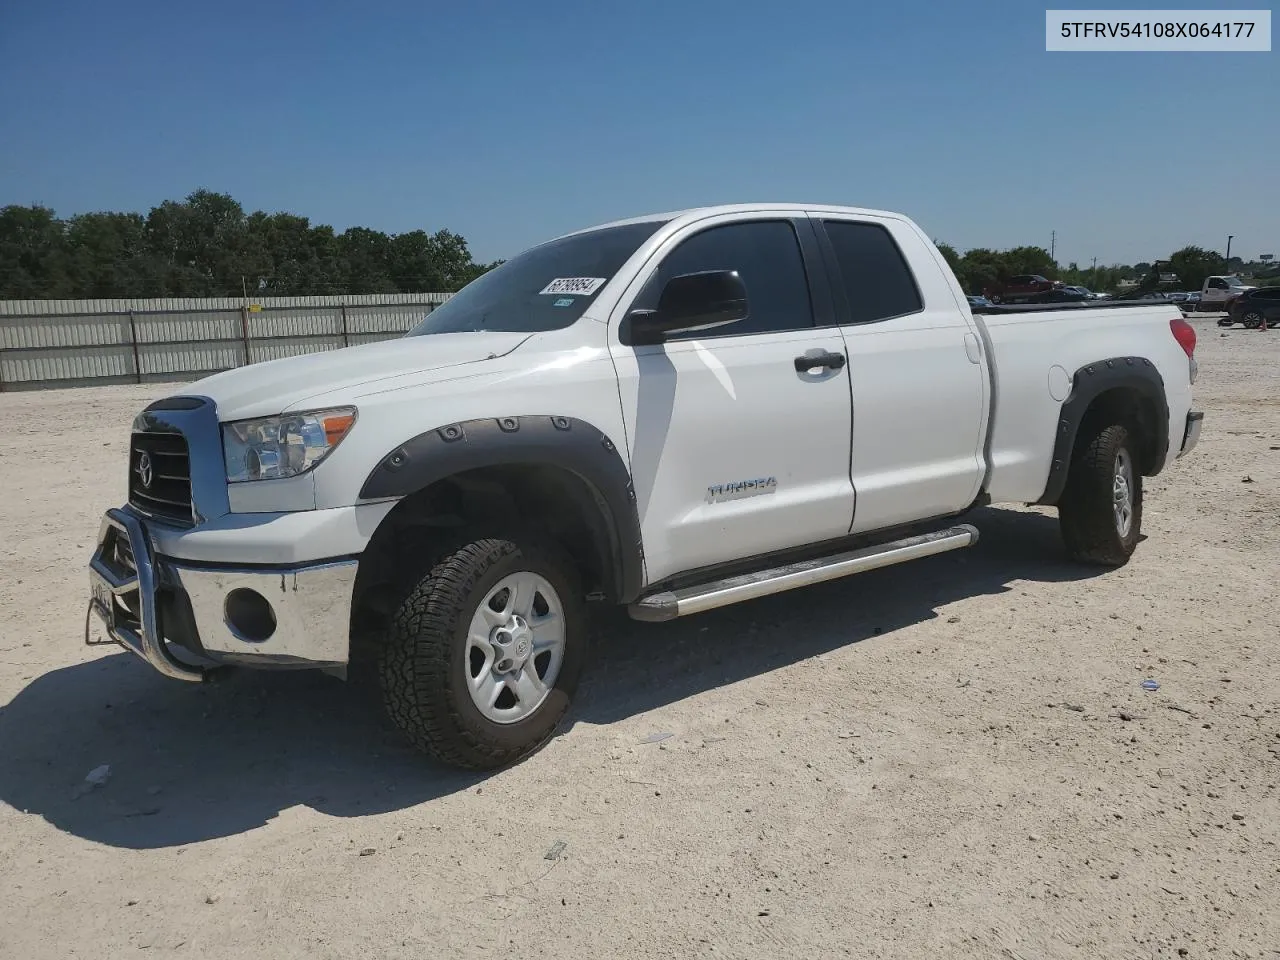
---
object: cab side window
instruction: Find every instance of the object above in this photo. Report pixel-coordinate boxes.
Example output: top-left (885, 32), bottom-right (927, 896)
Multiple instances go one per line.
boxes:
top-left (821, 219), bottom-right (924, 324)
top-left (635, 220), bottom-right (815, 339)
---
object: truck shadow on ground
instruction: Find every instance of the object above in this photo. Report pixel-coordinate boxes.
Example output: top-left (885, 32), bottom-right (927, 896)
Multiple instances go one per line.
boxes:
top-left (0, 506), bottom-right (1107, 849)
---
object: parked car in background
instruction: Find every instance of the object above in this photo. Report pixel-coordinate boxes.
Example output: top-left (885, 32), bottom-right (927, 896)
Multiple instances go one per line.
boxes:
top-left (1201, 275), bottom-right (1255, 312)
top-left (967, 294), bottom-right (992, 308)
top-left (1062, 285), bottom-right (1108, 300)
top-left (1219, 287), bottom-right (1280, 328)
top-left (984, 274), bottom-right (1059, 303)
top-left (1025, 286), bottom-right (1092, 303)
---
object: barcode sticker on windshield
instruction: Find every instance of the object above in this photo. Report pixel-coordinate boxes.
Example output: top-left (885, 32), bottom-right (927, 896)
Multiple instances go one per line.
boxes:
top-left (539, 277), bottom-right (606, 297)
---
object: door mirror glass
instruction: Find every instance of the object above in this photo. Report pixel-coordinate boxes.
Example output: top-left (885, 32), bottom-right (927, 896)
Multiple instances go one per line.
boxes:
top-left (625, 270), bottom-right (748, 345)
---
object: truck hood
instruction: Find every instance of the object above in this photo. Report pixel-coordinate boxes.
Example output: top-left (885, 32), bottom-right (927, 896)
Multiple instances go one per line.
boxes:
top-left (173, 331), bottom-right (533, 421)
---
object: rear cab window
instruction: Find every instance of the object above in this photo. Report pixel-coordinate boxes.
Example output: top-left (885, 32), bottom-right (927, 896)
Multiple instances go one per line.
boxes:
top-left (819, 219), bottom-right (924, 324)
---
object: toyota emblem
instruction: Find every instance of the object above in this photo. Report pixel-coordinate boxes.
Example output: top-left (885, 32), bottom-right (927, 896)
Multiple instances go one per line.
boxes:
top-left (135, 451), bottom-right (153, 489)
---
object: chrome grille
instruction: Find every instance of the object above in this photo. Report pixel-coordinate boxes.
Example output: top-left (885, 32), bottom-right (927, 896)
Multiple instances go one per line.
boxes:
top-left (128, 431), bottom-right (194, 526)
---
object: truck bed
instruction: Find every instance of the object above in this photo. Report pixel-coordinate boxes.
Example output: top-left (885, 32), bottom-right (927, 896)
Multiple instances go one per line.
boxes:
top-left (968, 299), bottom-right (1194, 506)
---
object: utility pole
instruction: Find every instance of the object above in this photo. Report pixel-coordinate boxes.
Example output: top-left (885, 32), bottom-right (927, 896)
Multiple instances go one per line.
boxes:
top-left (1225, 235), bottom-right (1234, 270)
top-left (1051, 230), bottom-right (1056, 261)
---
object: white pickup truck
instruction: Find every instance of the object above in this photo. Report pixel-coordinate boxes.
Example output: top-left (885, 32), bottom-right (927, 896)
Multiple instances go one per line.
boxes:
top-left (88, 203), bottom-right (1204, 770)
top-left (1201, 274), bottom-right (1255, 311)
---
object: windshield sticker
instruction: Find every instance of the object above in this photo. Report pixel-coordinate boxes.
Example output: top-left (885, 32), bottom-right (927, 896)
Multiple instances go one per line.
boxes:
top-left (539, 277), bottom-right (607, 297)
top-left (552, 297), bottom-right (575, 307)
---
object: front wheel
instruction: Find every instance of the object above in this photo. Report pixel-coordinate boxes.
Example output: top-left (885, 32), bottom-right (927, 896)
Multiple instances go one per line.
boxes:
top-left (1058, 423), bottom-right (1143, 567)
top-left (1242, 311), bottom-right (1265, 329)
top-left (378, 533), bottom-right (588, 770)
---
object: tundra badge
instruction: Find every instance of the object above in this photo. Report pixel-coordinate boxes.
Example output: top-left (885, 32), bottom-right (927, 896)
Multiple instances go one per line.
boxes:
top-left (706, 477), bottom-right (778, 503)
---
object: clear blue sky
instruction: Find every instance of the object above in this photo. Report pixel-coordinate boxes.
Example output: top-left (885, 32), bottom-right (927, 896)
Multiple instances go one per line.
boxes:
top-left (1, 0), bottom-right (1275, 267)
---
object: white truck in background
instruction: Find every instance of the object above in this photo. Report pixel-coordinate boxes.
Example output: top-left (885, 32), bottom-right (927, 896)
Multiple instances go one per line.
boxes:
top-left (88, 203), bottom-right (1204, 770)
top-left (1201, 274), bottom-right (1255, 311)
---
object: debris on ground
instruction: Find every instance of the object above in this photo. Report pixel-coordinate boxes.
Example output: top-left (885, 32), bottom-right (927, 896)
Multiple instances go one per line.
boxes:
top-left (70, 764), bottom-right (113, 800)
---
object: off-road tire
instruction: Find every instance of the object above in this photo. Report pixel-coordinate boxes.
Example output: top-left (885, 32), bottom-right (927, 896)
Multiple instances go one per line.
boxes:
top-left (1058, 422), bottom-right (1143, 567)
top-left (378, 533), bottom-right (588, 770)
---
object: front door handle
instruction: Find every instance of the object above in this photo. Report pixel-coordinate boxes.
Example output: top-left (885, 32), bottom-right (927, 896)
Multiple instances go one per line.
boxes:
top-left (794, 350), bottom-right (847, 373)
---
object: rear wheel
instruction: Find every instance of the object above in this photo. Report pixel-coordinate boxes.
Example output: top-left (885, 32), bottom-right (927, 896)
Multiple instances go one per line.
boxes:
top-left (1058, 423), bottom-right (1143, 567)
top-left (378, 532), bottom-right (588, 770)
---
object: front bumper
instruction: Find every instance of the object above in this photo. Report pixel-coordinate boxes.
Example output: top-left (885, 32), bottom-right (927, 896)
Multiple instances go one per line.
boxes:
top-left (87, 507), bottom-right (358, 680)
top-left (1178, 410), bottom-right (1204, 459)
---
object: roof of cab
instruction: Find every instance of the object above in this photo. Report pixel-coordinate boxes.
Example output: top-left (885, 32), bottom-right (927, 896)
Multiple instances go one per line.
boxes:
top-left (551, 202), bottom-right (910, 241)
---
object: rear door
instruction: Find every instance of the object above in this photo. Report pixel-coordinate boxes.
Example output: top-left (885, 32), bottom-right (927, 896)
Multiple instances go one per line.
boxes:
top-left (810, 213), bottom-right (988, 534)
top-left (609, 213), bottom-right (856, 584)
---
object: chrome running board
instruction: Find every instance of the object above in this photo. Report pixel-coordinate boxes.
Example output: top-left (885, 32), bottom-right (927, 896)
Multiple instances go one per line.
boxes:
top-left (627, 524), bottom-right (980, 622)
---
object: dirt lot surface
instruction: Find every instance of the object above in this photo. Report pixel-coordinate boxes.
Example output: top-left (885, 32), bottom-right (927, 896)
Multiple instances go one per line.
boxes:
top-left (1, 317), bottom-right (1277, 959)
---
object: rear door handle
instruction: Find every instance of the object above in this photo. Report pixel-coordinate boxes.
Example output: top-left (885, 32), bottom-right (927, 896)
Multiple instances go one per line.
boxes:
top-left (794, 350), bottom-right (847, 373)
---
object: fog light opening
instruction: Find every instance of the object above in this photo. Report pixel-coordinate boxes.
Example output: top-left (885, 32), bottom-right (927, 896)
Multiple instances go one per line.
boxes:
top-left (224, 588), bottom-right (276, 643)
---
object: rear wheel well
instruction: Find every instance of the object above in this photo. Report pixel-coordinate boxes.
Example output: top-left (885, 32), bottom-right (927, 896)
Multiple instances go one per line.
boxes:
top-left (349, 465), bottom-right (616, 661)
top-left (1077, 386), bottom-right (1162, 475)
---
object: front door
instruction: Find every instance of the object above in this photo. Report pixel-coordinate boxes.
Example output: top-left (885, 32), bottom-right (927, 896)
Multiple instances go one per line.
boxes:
top-left (609, 215), bottom-right (856, 585)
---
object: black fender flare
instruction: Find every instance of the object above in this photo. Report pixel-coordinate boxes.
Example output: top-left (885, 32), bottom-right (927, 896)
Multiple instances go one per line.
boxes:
top-left (1036, 356), bottom-right (1169, 506)
top-left (359, 415), bottom-right (644, 603)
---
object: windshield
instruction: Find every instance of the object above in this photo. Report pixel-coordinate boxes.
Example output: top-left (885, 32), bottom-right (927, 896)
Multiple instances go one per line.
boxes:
top-left (1224, 276), bottom-right (1246, 287)
top-left (406, 220), bottom-right (668, 336)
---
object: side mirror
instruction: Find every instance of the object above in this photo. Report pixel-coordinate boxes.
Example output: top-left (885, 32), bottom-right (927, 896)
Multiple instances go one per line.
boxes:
top-left (624, 270), bottom-right (748, 346)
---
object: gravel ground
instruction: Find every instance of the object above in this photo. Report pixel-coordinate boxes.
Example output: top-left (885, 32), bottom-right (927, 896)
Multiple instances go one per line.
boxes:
top-left (1, 317), bottom-right (1277, 959)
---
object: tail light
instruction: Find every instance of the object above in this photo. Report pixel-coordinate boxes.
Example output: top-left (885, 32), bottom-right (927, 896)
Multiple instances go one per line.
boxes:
top-left (1170, 316), bottom-right (1198, 384)
top-left (1170, 317), bottom-right (1196, 356)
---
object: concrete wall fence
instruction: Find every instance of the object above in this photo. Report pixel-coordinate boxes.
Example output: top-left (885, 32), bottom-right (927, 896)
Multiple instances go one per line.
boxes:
top-left (0, 293), bottom-right (454, 391)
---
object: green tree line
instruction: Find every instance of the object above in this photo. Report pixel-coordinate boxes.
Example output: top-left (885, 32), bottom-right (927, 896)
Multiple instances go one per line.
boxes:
top-left (0, 189), bottom-right (501, 299)
top-left (3, 189), bottom-right (1275, 300)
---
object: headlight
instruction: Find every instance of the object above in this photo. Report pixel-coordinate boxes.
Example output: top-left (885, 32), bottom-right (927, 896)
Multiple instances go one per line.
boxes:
top-left (222, 407), bottom-right (357, 483)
